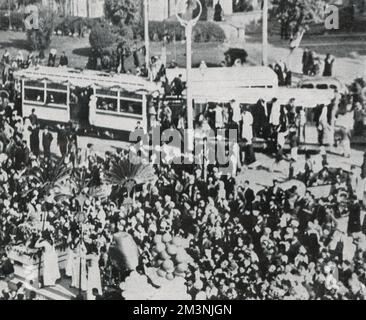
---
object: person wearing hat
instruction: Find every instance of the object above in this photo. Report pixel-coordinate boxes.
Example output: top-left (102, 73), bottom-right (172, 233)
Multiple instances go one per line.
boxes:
top-left (42, 126), bottom-right (53, 160)
top-left (24, 53), bottom-right (34, 69)
top-left (348, 195), bottom-right (362, 236)
top-left (171, 74), bottom-right (184, 97)
top-left (15, 51), bottom-right (24, 69)
top-left (57, 124), bottom-right (68, 158)
top-left (29, 123), bottom-right (40, 157)
top-left (29, 108), bottom-right (38, 126)
top-left (59, 51), bottom-right (69, 67)
top-left (252, 99), bottom-right (268, 138)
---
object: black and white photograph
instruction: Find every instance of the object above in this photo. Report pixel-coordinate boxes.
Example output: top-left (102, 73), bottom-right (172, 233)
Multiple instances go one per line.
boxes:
top-left (0, 0), bottom-right (365, 304)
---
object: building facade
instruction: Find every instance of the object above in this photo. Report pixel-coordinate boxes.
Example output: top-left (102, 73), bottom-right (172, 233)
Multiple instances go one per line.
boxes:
top-left (148, 0), bottom-right (261, 21)
top-left (41, 0), bottom-right (105, 18)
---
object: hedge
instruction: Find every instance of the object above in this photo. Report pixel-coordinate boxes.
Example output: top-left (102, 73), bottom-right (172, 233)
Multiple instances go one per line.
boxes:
top-left (55, 16), bottom-right (103, 36)
top-left (148, 20), bottom-right (226, 43)
top-left (0, 11), bottom-right (25, 31)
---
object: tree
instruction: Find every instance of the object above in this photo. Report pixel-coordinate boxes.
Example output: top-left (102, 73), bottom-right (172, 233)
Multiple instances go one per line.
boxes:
top-left (26, 10), bottom-right (54, 55)
top-left (104, 0), bottom-right (143, 27)
top-left (271, 0), bottom-right (327, 33)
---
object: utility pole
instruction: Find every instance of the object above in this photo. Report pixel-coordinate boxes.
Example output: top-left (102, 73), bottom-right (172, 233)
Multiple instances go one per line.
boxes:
top-left (185, 22), bottom-right (193, 150)
top-left (8, 0), bottom-right (11, 30)
top-left (262, 0), bottom-right (268, 66)
top-left (176, 0), bottom-right (202, 154)
top-left (144, 0), bottom-right (150, 71)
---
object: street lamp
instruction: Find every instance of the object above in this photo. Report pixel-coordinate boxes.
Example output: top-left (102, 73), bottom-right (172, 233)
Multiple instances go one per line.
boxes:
top-left (176, 0), bottom-right (202, 153)
top-left (262, 0), bottom-right (268, 66)
top-left (144, 0), bottom-right (150, 72)
top-left (75, 211), bottom-right (87, 298)
top-left (8, 0), bottom-right (11, 30)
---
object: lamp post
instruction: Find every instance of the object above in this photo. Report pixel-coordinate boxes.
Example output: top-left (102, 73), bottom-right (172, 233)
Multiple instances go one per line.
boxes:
top-left (176, 0), bottom-right (202, 153)
top-left (144, 0), bottom-right (150, 70)
top-left (8, 0), bottom-right (11, 30)
top-left (75, 211), bottom-right (87, 298)
top-left (262, 0), bottom-right (268, 66)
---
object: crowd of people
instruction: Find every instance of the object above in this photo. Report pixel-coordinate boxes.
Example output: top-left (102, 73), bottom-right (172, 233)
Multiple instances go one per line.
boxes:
top-left (1, 42), bottom-right (366, 300)
top-left (0, 72), bottom-right (366, 301)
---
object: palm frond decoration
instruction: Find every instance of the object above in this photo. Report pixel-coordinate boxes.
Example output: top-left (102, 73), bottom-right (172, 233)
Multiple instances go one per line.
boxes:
top-left (22, 159), bottom-right (71, 199)
top-left (104, 158), bottom-right (156, 194)
top-left (52, 168), bottom-right (112, 207)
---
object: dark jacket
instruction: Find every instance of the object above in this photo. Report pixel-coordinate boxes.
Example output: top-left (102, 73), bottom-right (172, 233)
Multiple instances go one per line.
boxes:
top-left (42, 132), bottom-right (53, 150)
top-left (59, 55), bottom-right (69, 67)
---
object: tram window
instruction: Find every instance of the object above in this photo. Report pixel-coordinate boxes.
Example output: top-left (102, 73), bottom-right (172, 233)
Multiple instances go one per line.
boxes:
top-left (24, 88), bottom-right (44, 103)
top-left (47, 83), bottom-right (68, 91)
top-left (120, 92), bottom-right (142, 100)
top-left (24, 80), bottom-right (44, 88)
top-left (96, 89), bottom-right (118, 97)
top-left (46, 91), bottom-right (67, 105)
top-left (316, 84), bottom-right (328, 90)
top-left (301, 84), bottom-right (314, 89)
top-left (120, 100), bottom-right (142, 115)
top-left (97, 97), bottom-right (118, 112)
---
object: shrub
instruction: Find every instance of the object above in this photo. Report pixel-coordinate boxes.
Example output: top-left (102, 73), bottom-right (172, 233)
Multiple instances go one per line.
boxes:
top-left (193, 21), bottom-right (226, 42)
top-left (148, 20), bottom-right (226, 43)
top-left (224, 48), bottom-right (248, 66)
top-left (89, 22), bottom-right (116, 50)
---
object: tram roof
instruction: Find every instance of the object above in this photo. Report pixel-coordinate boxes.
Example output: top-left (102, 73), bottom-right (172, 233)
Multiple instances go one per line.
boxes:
top-left (166, 66), bottom-right (279, 89)
top-left (14, 66), bottom-right (162, 94)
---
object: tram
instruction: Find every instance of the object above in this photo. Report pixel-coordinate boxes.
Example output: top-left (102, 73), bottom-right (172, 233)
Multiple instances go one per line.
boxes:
top-left (13, 66), bottom-right (162, 138)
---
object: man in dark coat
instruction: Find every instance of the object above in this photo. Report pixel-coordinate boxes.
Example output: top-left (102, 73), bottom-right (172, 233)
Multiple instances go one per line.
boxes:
top-left (243, 180), bottom-right (255, 212)
top-left (323, 54), bottom-right (335, 77)
top-left (252, 99), bottom-right (268, 138)
top-left (59, 51), bottom-right (69, 67)
top-left (171, 74), bottom-right (184, 97)
top-left (14, 140), bottom-right (29, 170)
top-left (29, 125), bottom-right (40, 157)
top-left (302, 48), bottom-right (310, 75)
top-left (42, 126), bottom-right (53, 159)
top-left (361, 152), bottom-right (366, 180)
top-left (57, 125), bottom-right (68, 158)
top-left (28, 108), bottom-right (38, 126)
top-left (214, 1), bottom-right (223, 22)
top-left (348, 196), bottom-right (362, 236)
